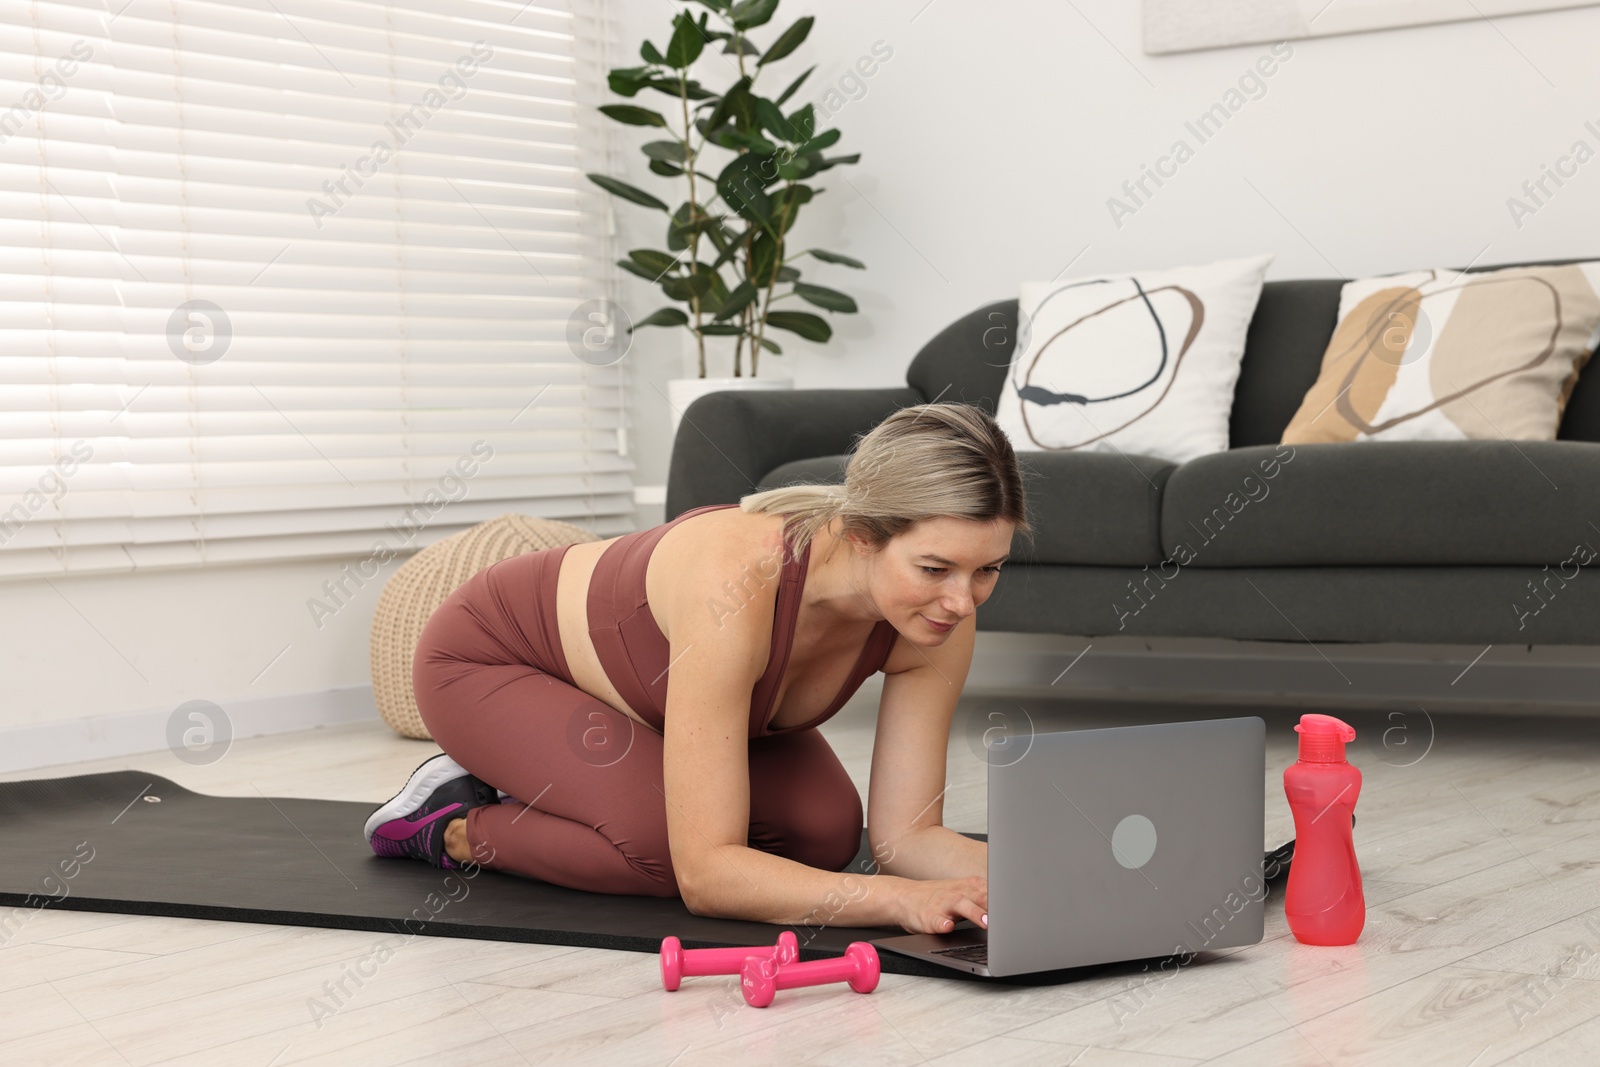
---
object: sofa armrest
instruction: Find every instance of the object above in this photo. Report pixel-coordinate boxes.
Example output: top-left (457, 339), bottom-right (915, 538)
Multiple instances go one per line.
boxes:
top-left (665, 385), bottom-right (925, 519)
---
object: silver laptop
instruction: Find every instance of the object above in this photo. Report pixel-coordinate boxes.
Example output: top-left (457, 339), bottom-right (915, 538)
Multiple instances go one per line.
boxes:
top-left (874, 716), bottom-right (1265, 978)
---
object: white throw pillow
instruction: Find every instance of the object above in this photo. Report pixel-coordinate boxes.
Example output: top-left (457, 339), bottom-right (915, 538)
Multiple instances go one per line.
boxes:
top-left (995, 253), bottom-right (1274, 465)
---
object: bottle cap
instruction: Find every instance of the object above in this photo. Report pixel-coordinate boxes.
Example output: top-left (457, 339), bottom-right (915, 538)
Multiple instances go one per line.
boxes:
top-left (1294, 713), bottom-right (1356, 763)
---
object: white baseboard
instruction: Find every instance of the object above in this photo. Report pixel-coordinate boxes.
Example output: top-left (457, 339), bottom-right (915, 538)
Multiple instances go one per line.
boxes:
top-left (0, 685), bottom-right (380, 775)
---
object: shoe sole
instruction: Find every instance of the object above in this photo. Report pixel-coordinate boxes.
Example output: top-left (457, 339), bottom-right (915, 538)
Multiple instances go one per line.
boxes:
top-left (363, 753), bottom-right (474, 844)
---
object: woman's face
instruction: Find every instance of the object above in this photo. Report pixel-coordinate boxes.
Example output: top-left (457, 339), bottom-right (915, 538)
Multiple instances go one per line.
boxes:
top-left (861, 517), bottom-right (1015, 641)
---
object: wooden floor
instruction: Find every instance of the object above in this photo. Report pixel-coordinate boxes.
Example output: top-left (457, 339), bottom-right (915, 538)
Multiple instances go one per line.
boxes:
top-left (3, 688), bottom-right (1599, 1066)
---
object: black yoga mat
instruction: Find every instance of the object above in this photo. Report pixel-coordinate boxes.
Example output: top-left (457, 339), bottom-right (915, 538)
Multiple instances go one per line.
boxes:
top-left (0, 771), bottom-right (989, 980)
top-left (0, 772), bottom-right (1297, 984)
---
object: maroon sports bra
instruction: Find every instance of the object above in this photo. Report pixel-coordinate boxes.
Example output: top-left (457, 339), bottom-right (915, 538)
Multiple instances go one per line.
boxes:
top-left (585, 502), bottom-right (899, 738)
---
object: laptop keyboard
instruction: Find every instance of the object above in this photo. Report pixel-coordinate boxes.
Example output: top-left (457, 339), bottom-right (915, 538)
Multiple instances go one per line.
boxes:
top-left (931, 942), bottom-right (988, 965)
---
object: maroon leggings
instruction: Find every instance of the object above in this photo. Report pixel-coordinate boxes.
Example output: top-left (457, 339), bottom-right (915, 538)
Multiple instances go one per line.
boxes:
top-left (411, 543), bottom-right (864, 897)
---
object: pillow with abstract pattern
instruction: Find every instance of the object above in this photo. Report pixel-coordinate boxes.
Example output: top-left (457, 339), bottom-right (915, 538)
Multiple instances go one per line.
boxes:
top-left (1282, 262), bottom-right (1600, 443)
top-left (996, 253), bottom-right (1274, 465)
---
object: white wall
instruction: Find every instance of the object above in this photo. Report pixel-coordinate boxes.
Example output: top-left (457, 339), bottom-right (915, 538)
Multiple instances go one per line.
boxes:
top-left (6, 0), bottom-right (1598, 751)
top-left (0, 554), bottom-right (409, 744)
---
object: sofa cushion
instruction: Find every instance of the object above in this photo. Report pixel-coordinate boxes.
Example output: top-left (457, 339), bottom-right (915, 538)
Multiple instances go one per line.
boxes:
top-left (759, 450), bottom-right (1176, 567)
top-left (1161, 440), bottom-right (1600, 566)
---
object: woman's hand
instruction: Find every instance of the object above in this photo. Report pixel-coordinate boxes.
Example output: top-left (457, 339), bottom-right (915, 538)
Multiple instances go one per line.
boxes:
top-left (894, 875), bottom-right (988, 934)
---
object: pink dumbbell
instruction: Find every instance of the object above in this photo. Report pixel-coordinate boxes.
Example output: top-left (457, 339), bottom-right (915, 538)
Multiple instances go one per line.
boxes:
top-left (660, 931), bottom-right (799, 991)
top-left (739, 941), bottom-right (880, 1008)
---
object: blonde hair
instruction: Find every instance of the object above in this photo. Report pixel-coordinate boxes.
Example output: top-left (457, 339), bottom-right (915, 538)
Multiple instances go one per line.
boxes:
top-left (739, 402), bottom-right (1033, 564)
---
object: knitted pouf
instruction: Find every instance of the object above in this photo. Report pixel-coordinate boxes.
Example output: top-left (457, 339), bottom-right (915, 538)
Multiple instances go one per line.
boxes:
top-left (369, 513), bottom-right (600, 740)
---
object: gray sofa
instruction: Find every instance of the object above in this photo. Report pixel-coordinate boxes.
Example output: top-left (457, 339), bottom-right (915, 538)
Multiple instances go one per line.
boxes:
top-left (665, 259), bottom-right (1600, 645)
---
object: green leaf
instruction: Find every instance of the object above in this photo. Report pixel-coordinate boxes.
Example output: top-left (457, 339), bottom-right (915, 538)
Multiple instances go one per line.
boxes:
top-left (723, 36), bottom-right (761, 56)
top-left (776, 265), bottom-right (800, 282)
top-left (776, 153), bottom-right (813, 181)
top-left (642, 140), bottom-right (690, 163)
top-left (688, 265), bottom-right (720, 295)
top-left (703, 75), bottom-right (750, 137)
top-left (598, 104), bottom-right (668, 128)
top-left (786, 103), bottom-right (817, 143)
top-left (640, 40), bottom-right (665, 64)
top-left (632, 307), bottom-right (690, 329)
top-left (628, 248), bottom-right (681, 276)
top-left (661, 277), bottom-right (694, 301)
top-left (697, 323), bottom-right (744, 336)
top-left (775, 64), bottom-right (815, 106)
top-left (722, 129), bottom-right (778, 154)
top-left (704, 220), bottom-right (734, 257)
top-left (771, 184), bottom-right (814, 216)
top-left (668, 202), bottom-right (720, 252)
top-left (730, 0), bottom-right (778, 29)
top-left (760, 17), bottom-right (813, 67)
top-left (588, 173), bottom-right (669, 211)
top-left (748, 231), bottom-right (781, 286)
top-left (765, 310), bottom-right (831, 342)
top-left (794, 282), bottom-right (857, 313)
top-left (714, 280), bottom-right (759, 321)
top-left (704, 270), bottom-right (732, 316)
top-left (664, 10), bottom-right (706, 68)
top-left (607, 66), bottom-right (653, 97)
top-left (640, 76), bottom-right (709, 101)
top-left (728, 85), bottom-right (759, 130)
top-left (754, 96), bottom-right (795, 142)
top-left (716, 156), bottom-right (773, 225)
top-left (689, 0), bottom-right (730, 14)
top-left (617, 258), bottom-right (658, 282)
top-left (758, 336), bottom-right (782, 354)
top-left (661, 263), bottom-right (719, 302)
top-left (812, 153), bottom-right (861, 171)
top-left (648, 160), bottom-right (683, 176)
top-left (795, 129), bottom-right (840, 155)
top-left (806, 248), bottom-right (865, 268)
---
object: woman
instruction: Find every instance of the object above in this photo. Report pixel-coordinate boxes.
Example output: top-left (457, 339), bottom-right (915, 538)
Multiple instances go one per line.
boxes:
top-left (363, 402), bottom-right (1031, 935)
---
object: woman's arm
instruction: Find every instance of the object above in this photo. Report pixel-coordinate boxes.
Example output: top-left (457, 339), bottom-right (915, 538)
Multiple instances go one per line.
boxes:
top-left (867, 614), bottom-right (986, 880)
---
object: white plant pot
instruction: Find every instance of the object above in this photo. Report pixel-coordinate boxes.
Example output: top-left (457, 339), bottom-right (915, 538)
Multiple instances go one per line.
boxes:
top-left (667, 374), bottom-right (793, 444)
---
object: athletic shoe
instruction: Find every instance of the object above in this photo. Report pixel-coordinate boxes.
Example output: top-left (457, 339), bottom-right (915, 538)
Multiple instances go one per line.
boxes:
top-left (364, 753), bottom-right (497, 869)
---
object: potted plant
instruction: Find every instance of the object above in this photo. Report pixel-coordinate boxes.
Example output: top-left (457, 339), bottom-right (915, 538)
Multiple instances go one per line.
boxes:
top-left (587, 0), bottom-right (865, 439)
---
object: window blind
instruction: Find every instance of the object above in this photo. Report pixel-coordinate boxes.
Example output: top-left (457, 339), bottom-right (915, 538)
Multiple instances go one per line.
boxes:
top-left (0, 0), bottom-right (632, 580)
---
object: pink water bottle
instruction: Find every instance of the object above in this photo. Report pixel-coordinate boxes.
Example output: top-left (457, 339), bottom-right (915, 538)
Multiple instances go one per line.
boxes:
top-left (1284, 713), bottom-right (1364, 945)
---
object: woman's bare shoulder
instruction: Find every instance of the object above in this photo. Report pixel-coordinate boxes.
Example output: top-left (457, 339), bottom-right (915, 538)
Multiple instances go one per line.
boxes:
top-left (657, 506), bottom-right (788, 571)
top-left (649, 506), bottom-right (790, 627)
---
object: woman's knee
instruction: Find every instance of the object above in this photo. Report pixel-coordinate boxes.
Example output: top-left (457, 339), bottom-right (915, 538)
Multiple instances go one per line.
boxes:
top-left (746, 731), bottom-right (864, 870)
top-left (809, 788), bottom-right (866, 871)
top-left (756, 785), bottom-right (863, 872)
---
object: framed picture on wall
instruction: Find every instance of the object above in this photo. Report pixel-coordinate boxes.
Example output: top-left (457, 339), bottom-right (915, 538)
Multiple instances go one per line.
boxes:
top-left (1143, 0), bottom-right (1598, 54)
